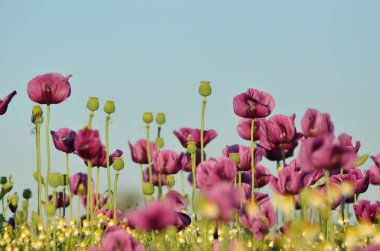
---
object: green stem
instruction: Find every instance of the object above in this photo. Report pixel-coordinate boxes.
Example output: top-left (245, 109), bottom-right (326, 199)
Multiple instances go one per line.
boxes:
top-left (105, 114), bottom-right (112, 208)
top-left (139, 164), bottom-right (146, 207)
top-left (77, 195), bottom-right (81, 229)
top-left (45, 104), bottom-right (51, 204)
top-left (53, 189), bottom-right (57, 251)
top-left (36, 121), bottom-right (43, 221)
top-left (250, 118), bottom-right (255, 203)
top-left (88, 111), bottom-right (94, 128)
top-left (238, 171), bottom-right (242, 209)
top-left (96, 167), bottom-right (100, 211)
top-left (324, 169), bottom-right (330, 240)
top-left (113, 171), bottom-right (120, 220)
top-left (281, 144), bottom-right (286, 166)
top-left (87, 161), bottom-right (93, 221)
top-left (191, 151), bottom-right (197, 218)
top-left (181, 170), bottom-right (185, 196)
top-left (158, 174), bottom-right (162, 198)
top-left (146, 124), bottom-right (153, 183)
top-left (63, 187), bottom-right (66, 217)
top-left (200, 96), bottom-right (207, 162)
top-left (66, 154), bottom-right (73, 220)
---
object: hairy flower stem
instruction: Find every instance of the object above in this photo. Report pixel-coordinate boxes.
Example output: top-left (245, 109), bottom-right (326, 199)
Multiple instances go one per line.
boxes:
top-left (250, 119), bottom-right (255, 203)
top-left (96, 167), bottom-right (100, 211)
top-left (146, 124), bottom-right (153, 183)
top-left (45, 104), bottom-right (51, 203)
top-left (105, 114), bottom-right (112, 208)
top-left (191, 151), bottom-right (197, 219)
top-left (86, 160), bottom-right (93, 222)
top-left (113, 171), bottom-right (120, 220)
top-left (36, 121), bottom-right (43, 221)
top-left (200, 96), bottom-right (207, 162)
top-left (66, 154), bottom-right (73, 219)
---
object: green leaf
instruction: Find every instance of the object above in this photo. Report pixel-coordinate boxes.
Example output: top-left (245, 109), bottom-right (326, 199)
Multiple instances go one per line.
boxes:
top-left (356, 154), bottom-right (369, 167)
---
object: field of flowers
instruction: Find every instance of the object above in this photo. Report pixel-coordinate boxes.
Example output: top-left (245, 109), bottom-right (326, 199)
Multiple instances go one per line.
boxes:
top-left (0, 73), bottom-right (380, 251)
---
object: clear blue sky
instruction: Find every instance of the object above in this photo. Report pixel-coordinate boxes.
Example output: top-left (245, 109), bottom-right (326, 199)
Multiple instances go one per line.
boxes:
top-left (0, 1), bottom-right (379, 211)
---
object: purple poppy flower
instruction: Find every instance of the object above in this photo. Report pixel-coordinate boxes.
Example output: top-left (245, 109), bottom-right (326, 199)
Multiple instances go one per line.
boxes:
top-left (338, 133), bottom-right (361, 153)
top-left (173, 127), bottom-right (218, 149)
top-left (27, 73), bottom-right (72, 104)
top-left (222, 144), bottom-right (263, 172)
top-left (203, 182), bottom-right (240, 222)
top-left (86, 144), bottom-right (123, 168)
top-left (127, 201), bottom-right (177, 231)
top-left (241, 164), bottom-right (272, 189)
top-left (128, 139), bottom-right (157, 164)
top-left (143, 167), bottom-right (167, 186)
top-left (47, 192), bottom-right (70, 208)
top-left (178, 149), bottom-right (204, 172)
top-left (74, 128), bottom-right (102, 160)
top-left (299, 134), bottom-right (358, 172)
top-left (196, 157), bottom-right (237, 190)
top-left (301, 108), bottom-right (334, 138)
top-left (51, 128), bottom-right (76, 154)
top-left (367, 154), bottom-right (380, 185)
top-left (233, 88), bottom-right (276, 119)
top-left (0, 90), bottom-right (16, 115)
top-left (82, 193), bottom-right (108, 209)
top-left (239, 203), bottom-right (276, 240)
top-left (152, 150), bottom-right (180, 175)
top-left (175, 212), bottom-right (191, 232)
top-left (166, 190), bottom-right (187, 211)
top-left (353, 200), bottom-right (380, 224)
top-left (236, 118), bottom-right (263, 141)
top-left (101, 227), bottom-right (143, 251)
top-left (355, 245), bottom-right (380, 251)
top-left (69, 173), bottom-right (91, 196)
top-left (240, 183), bottom-right (270, 204)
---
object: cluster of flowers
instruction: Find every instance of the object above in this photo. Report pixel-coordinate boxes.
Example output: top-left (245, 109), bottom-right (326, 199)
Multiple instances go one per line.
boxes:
top-left (1, 73), bottom-right (380, 251)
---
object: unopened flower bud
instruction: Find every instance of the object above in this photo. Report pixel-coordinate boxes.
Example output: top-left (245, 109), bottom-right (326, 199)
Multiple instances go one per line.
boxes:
top-left (11, 194), bottom-right (19, 207)
top-left (104, 100), bottom-right (115, 114)
top-left (0, 176), bottom-right (7, 185)
top-left (143, 112), bottom-right (153, 124)
top-left (2, 182), bottom-right (13, 193)
top-left (198, 81), bottom-right (212, 97)
top-left (166, 175), bottom-right (175, 187)
top-left (45, 202), bottom-right (56, 217)
top-left (31, 105), bottom-right (44, 124)
top-left (87, 97), bottom-right (99, 112)
top-left (156, 137), bottom-right (165, 149)
top-left (155, 113), bottom-right (166, 125)
top-left (113, 157), bottom-right (124, 171)
top-left (229, 153), bottom-right (240, 166)
top-left (48, 173), bottom-right (62, 188)
top-left (142, 182), bottom-right (154, 196)
top-left (60, 174), bottom-right (69, 186)
top-left (23, 189), bottom-right (32, 200)
top-left (187, 142), bottom-right (197, 154)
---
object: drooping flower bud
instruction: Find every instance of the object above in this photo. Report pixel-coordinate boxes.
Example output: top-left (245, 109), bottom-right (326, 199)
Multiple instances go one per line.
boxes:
top-left (104, 100), bottom-right (115, 114)
top-left (143, 182), bottom-right (154, 196)
top-left (48, 173), bottom-right (62, 188)
top-left (198, 81), bottom-right (212, 97)
top-left (113, 157), bottom-right (125, 171)
top-left (0, 176), bottom-right (7, 185)
top-left (22, 189), bottom-right (32, 200)
top-left (155, 113), bottom-right (166, 125)
top-left (143, 112), bottom-right (153, 124)
top-left (87, 97), bottom-right (99, 112)
top-left (187, 141), bottom-right (197, 154)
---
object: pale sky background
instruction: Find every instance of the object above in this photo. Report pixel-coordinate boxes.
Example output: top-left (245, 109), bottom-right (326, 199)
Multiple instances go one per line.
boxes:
top-left (0, 1), bottom-right (379, 214)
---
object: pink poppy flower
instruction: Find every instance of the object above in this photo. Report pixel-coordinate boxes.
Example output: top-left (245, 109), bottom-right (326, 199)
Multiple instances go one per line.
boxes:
top-left (236, 118), bottom-right (263, 141)
top-left (69, 172), bottom-right (91, 196)
top-left (128, 139), bottom-right (157, 164)
top-left (74, 128), bottom-right (102, 160)
top-left (173, 127), bottom-right (217, 149)
top-left (27, 73), bottom-right (72, 104)
top-left (101, 227), bottom-right (143, 251)
top-left (51, 128), bottom-right (76, 154)
top-left (152, 150), bottom-right (181, 175)
top-left (353, 200), bottom-right (380, 224)
top-left (222, 144), bottom-right (263, 171)
top-left (143, 167), bottom-right (167, 186)
top-left (233, 88), bottom-right (275, 119)
top-left (367, 154), bottom-right (380, 185)
top-left (86, 144), bottom-right (123, 168)
top-left (0, 90), bottom-right (16, 115)
top-left (301, 108), bottom-right (334, 138)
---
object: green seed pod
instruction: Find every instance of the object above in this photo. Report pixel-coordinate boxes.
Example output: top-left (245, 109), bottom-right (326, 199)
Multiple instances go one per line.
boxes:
top-left (113, 157), bottom-right (125, 171)
top-left (155, 137), bottom-right (165, 149)
top-left (87, 97), bottom-right (99, 112)
top-left (166, 175), bottom-right (175, 187)
top-left (142, 182), bottom-right (154, 196)
top-left (22, 200), bottom-right (29, 211)
top-left (23, 189), bottom-right (32, 200)
top-left (155, 113), bottom-right (166, 125)
top-left (143, 112), bottom-right (153, 124)
top-left (45, 202), bottom-right (56, 217)
top-left (198, 81), bottom-right (212, 97)
top-left (104, 100), bottom-right (115, 114)
top-left (60, 174), bottom-right (69, 186)
top-left (187, 141), bottom-right (197, 154)
top-left (11, 194), bottom-right (19, 207)
top-left (48, 173), bottom-right (62, 188)
top-left (0, 176), bottom-right (7, 185)
top-left (229, 153), bottom-right (241, 166)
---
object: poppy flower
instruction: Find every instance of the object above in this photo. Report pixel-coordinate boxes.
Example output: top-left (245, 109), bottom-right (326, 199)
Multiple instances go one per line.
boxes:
top-left (0, 90), bottom-right (17, 115)
top-left (152, 150), bottom-right (181, 175)
top-left (27, 73), bottom-right (72, 104)
top-left (301, 108), bottom-right (334, 138)
top-left (51, 128), bottom-right (76, 154)
top-left (233, 88), bottom-right (275, 119)
top-left (128, 139), bottom-right (157, 164)
top-left (74, 128), bottom-right (102, 160)
top-left (86, 144), bottom-right (123, 168)
top-left (173, 127), bottom-right (217, 149)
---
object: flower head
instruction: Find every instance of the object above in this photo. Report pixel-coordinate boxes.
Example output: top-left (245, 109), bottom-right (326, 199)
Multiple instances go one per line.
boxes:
top-left (152, 150), bottom-right (180, 175)
top-left (74, 128), bottom-right (102, 160)
top-left (87, 144), bottom-right (123, 168)
top-left (173, 127), bottom-right (217, 149)
top-left (233, 88), bottom-right (275, 118)
top-left (301, 108), bottom-right (334, 138)
top-left (0, 90), bottom-right (17, 115)
top-left (128, 139), bottom-right (157, 164)
top-left (101, 227), bottom-right (143, 251)
top-left (51, 128), bottom-right (76, 154)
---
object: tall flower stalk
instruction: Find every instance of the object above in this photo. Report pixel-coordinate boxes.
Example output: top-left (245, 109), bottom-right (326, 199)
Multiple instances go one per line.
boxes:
top-left (187, 142), bottom-right (197, 215)
top-left (250, 119), bottom-right (255, 202)
top-left (112, 157), bottom-right (124, 218)
top-left (198, 81), bottom-right (212, 163)
top-left (104, 100), bottom-right (115, 208)
top-left (45, 104), bottom-right (51, 203)
top-left (143, 112), bottom-right (154, 184)
top-left (32, 105), bottom-right (43, 221)
top-left (66, 154), bottom-right (73, 219)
